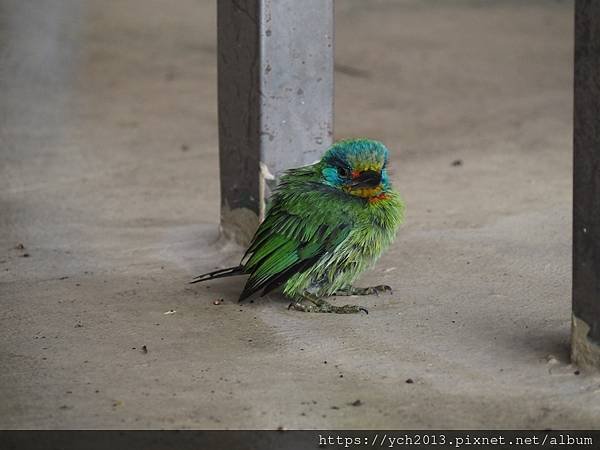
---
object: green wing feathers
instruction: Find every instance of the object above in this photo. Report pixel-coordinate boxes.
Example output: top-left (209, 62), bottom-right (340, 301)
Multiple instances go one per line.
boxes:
top-left (238, 212), bottom-right (351, 301)
top-left (238, 167), bottom-right (352, 301)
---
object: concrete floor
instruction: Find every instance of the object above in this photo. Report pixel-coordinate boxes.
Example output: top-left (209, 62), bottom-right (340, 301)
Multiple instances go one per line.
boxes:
top-left (2, 0), bottom-right (599, 429)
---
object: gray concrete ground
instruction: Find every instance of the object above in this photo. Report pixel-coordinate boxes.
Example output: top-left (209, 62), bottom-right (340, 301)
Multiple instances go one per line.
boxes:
top-left (2, 0), bottom-right (598, 429)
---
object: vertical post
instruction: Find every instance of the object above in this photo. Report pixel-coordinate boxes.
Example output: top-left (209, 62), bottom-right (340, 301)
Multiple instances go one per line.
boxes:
top-left (217, 0), bottom-right (334, 244)
top-left (572, 0), bottom-right (600, 369)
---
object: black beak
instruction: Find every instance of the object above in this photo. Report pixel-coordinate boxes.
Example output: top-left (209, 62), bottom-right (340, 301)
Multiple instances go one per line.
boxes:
top-left (351, 170), bottom-right (381, 188)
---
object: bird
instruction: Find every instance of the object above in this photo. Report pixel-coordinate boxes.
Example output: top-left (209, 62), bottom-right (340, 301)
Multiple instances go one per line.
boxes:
top-left (191, 138), bottom-right (405, 313)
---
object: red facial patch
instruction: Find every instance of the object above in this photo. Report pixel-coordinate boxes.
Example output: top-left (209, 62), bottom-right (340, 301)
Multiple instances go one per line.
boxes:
top-left (351, 170), bottom-right (360, 179)
top-left (368, 192), bottom-right (389, 203)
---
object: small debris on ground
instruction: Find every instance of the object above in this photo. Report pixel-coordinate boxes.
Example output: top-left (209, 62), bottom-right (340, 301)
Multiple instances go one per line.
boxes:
top-left (405, 378), bottom-right (414, 384)
top-left (15, 243), bottom-right (25, 250)
top-left (331, 405), bottom-right (339, 410)
top-left (213, 299), bottom-right (223, 305)
top-left (451, 159), bottom-right (463, 166)
top-left (74, 322), bottom-right (83, 328)
top-left (574, 370), bottom-right (581, 375)
top-left (141, 345), bottom-right (148, 354)
top-left (350, 399), bottom-right (362, 407)
top-left (163, 309), bottom-right (176, 315)
top-left (22, 253), bottom-right (30, 257)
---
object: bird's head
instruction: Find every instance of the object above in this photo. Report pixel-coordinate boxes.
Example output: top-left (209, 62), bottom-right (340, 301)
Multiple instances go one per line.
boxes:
top-left (321, 138), bottom-right (391, 200)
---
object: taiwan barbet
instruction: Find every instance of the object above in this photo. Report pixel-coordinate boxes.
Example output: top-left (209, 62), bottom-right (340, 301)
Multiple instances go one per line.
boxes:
top-left (192, 138), bottom-right (405, 313)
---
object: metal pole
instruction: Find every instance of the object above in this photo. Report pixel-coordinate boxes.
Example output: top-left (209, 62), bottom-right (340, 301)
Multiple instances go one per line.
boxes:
top-left (572, 0), bottom-right (600, 370)
top-left (217, 0), bottom-right (334, 244)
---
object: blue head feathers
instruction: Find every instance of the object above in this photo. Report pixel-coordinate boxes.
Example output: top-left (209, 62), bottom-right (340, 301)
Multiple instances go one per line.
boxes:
top-left (320, 138), bottom-right (391, 197)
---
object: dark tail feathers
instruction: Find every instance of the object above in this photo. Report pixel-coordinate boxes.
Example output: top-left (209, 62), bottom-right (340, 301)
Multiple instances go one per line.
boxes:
top-left (190, 265), bottom-right (244, 284)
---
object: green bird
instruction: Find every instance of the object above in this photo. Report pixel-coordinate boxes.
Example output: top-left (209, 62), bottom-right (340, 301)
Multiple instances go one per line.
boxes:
top-left (191, 138), bottom-right (405, 313)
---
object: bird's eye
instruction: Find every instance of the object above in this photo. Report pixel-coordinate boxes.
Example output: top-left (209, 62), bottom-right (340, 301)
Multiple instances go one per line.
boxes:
top-left (337, 167), bottom-right (349, 177)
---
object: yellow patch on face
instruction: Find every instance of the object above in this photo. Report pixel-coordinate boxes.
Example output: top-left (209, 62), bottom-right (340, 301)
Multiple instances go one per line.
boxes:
top-left (345, 185), bottom-right (383, 198)
top-left (352, 163), bottom-right (383, 173)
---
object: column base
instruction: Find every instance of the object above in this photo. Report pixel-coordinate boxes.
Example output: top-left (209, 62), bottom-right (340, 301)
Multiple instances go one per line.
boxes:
top-left (571, 314), bottom-right (600, 370)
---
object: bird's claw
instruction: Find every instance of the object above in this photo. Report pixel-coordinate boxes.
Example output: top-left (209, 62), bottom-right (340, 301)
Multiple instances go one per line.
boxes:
top-left (370, 285), bottom-right (392, 295)
top-left (333, 285), bottom-right (393, 297)
top-left (288, 297), bottom-right (367, 314)
top-left (332, 304), bottom-right (368, 314)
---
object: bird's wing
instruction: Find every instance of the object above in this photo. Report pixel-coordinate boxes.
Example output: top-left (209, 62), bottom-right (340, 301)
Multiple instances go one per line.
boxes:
top-left (238, 190), bottom-right (352, 301)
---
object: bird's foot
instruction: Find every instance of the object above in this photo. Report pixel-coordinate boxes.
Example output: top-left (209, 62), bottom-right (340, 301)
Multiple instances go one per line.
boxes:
top-left (288, 295), bottom-right (368, 314)
top-left (333, 285), bottom-right (392, 296)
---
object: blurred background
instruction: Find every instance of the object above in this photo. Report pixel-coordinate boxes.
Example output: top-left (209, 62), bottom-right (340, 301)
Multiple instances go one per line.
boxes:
top-left (2, 0), bottom-right (596, 429)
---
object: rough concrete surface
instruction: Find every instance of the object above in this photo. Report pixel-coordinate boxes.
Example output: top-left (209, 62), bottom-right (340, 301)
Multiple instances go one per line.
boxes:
top-left (2, 0), bottom-right (599, 429)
